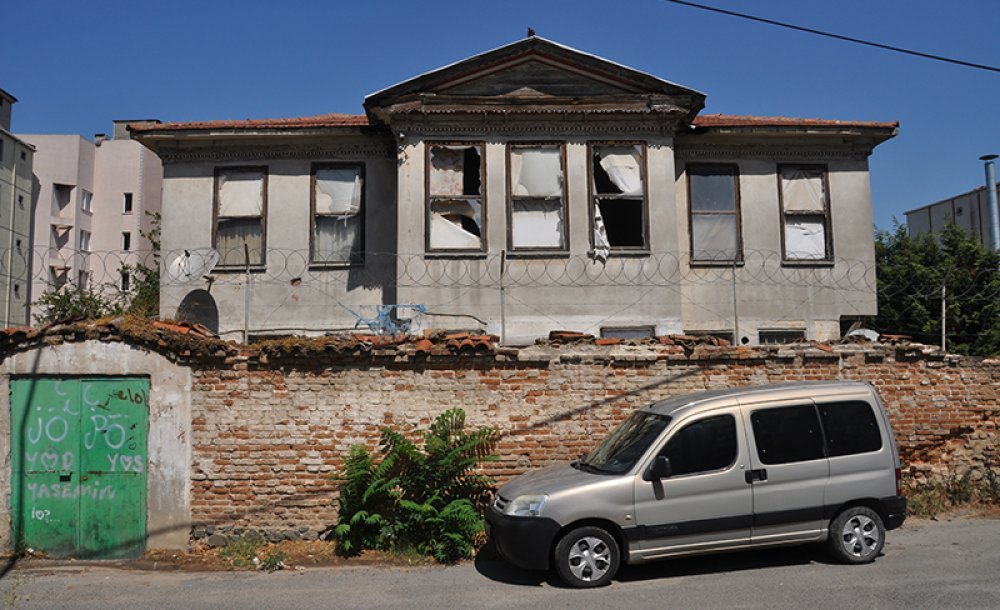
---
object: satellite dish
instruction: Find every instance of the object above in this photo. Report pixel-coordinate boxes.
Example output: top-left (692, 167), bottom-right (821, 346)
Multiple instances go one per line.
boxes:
top-left (166, 249), bottom-right (220, 283)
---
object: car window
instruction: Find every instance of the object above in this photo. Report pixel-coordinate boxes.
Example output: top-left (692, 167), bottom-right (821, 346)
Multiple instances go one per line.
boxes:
top-left (818, 400), bottom-right (883, 457)
top-left (659, 414), bottom-right (737, 476)
top-left (750, 404), bottom-right (824, 465)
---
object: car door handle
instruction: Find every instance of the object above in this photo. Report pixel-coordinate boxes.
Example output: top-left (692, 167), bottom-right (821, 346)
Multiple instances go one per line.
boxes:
top-left (745, 469), bottom-right (768, 484)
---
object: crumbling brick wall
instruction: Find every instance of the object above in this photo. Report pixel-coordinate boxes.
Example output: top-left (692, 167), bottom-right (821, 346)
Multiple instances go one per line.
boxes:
top-left (187, 342), bottom-right (999, 536)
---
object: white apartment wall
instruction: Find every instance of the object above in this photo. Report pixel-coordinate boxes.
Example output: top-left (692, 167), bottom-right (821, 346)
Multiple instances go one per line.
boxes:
top-left (0, 129), bottom-right (33, 326)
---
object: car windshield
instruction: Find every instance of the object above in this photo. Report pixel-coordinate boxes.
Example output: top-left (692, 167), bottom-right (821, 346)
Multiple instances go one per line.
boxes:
top-left (580, 411), bottom-right (671, 474)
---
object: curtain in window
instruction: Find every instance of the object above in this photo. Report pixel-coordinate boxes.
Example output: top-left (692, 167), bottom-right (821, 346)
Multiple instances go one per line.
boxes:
top-left (510, 148), bottom-right (563, 197)
top-left (781, 168), bottom-right (825, 212)
top-left (315, 168), bottom-right (361, 215)
top-left (217, 218), bottom-right (263, 266)
top-left (429, 199), bottom-right (482, 249)
top-left (596, 145), bottom-right (643, 196)
top-left (218, 171), bottom-right (264, 216)
top-left (511, 200), bottom-right (564, 248)
top-left (692, 215), bottom-right (738, 260)
top-left (313, 167), bottom-right (362, 263)
top-left (784, 219), bottom-right (826, 259)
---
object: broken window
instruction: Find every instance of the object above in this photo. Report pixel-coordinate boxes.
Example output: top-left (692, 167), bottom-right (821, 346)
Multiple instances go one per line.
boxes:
top-left (509, 144), bottom-right (566, 251)
top-left (427, 144), bottom-right (484, 251)
top-left (591, 144), bottom-right (647, 259)
top-left (780, 165), bottom-right (830, 261)
top-left (313, 164), bottom-right (364, 264)
top-left (215, 167), bottom-right (266, 266)
top-left (688, 164), bottom-right (741, 262)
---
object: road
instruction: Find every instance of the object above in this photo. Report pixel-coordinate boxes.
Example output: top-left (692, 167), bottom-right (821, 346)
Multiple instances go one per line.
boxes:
top-left (1, 517), bottom-right (998, 609)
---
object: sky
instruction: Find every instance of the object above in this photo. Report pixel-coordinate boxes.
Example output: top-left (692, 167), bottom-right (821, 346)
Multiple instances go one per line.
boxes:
top-left (3, 0), bottom-right (998, 230)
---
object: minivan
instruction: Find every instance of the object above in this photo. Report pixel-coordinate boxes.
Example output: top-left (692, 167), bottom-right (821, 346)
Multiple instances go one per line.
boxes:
top-left (486, 382), bottom-right (907, 587)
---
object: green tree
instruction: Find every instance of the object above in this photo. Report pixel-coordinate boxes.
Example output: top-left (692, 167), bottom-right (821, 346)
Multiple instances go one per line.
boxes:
top-left (872, 223), bottom-right (1000, 355)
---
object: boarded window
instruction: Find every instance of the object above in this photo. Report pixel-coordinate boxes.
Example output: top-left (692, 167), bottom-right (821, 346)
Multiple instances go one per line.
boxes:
top-left (509, 145), bottom-right (566, 250)
top-left (688, 164), bottom-right (741, 262)
top-left (313, 164), bottom-right (364, 264)
top-left (592, 144), bottom-right (646, 259)
top-left (215, 168), bottom-right (266, 266)
top-left (428, 144), bottom-right (484, 251)
top-left (780, 165), bottom-right (830, 261)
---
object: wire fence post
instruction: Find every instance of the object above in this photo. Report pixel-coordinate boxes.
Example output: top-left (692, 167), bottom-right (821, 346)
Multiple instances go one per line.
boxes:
top-left (243, 244), bottom-right (251, 344)
top-left (731, 259), bottom-right (740, 344)
top-left (499, 250), bottom-right (507, 345)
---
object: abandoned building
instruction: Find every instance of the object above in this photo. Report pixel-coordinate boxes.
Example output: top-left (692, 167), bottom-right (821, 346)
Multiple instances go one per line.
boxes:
top-left (131, 36), bottom-right (897, 345)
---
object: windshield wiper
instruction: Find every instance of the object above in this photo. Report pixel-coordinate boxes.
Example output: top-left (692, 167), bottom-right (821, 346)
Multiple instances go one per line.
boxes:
top-left (573, 460), bottom-right (612, 475)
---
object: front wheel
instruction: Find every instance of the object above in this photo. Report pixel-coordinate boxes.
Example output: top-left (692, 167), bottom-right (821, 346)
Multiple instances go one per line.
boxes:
top-left (828, 506), bottom-right (885, 564)
top-left (553, 526), bottom-right (620, 588)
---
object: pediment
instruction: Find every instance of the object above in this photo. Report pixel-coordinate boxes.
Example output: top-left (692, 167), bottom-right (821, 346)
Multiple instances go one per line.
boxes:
top-left (437, 58), bottom-right (634, 98)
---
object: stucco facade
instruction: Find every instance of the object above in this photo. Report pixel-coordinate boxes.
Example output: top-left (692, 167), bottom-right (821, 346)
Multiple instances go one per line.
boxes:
top-left (0, 88), bottom-right (34, 327)
top-left (133, 37), bottom-right (895, 345)
top-left (21, 123), bottom-right (162, 322)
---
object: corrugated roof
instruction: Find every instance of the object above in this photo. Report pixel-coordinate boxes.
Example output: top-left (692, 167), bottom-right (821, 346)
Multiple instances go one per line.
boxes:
top-left (128, 113), bottom-right (369, 133)
top-left (692, 114), bottom-right (898, 129)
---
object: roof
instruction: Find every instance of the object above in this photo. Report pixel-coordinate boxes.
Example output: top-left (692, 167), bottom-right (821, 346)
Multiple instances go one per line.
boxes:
top-left (0, 87), bottom-right (17, 103)
top-left (128, 113), bottom-right (368, 134)
top-left (692, 114), bottom-right (898, 130)
top-left (646, 380), bottom-right (873, 417)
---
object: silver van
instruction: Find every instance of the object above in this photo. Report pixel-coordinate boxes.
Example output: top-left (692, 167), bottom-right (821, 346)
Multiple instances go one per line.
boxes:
top-left (486, 381), bottom-right (907, 587)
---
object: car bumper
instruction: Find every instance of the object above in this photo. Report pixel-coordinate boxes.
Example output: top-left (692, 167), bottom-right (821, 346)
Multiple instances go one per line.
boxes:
top-left (883, 495), bottom-right (907, 530)
top-left (485, 509), bottom-right (561, 571)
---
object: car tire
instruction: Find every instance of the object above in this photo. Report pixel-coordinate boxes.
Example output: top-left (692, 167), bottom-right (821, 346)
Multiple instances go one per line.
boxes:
top-left (553, 526), bottom-right (620, 588)
top-left (828, 506), bottom-right (886, 564)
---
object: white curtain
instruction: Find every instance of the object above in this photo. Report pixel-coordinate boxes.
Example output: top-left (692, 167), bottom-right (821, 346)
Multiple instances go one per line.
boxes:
top-left (781, 168), bottom-right (826, 212)
top-left (430, 199), bottom-right (482, 249)
top-left (218, 170), bottom-right (264, 217)
top-left (692, 215), bottom-right (737, 260)
top-left (511, 200), bottom-right (564, 248)
top-left (316, 168), bottom-right (362, 215)
top-left (510, 148), bottom-right (563, 197)
top-left (597, 145), bottom-right (643, 196)
top-left (217, 219), bottom-right (263, 266)
top-left (784, 219), bottom-right (827, 259)
top-left (314, 216), bottom-right (360, 263)
top-left (593, 204), bottom-right (611, 261)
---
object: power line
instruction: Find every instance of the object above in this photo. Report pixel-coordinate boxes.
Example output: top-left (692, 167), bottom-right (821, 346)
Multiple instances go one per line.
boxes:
top-left (661, 0), bottom-right (1000, 74)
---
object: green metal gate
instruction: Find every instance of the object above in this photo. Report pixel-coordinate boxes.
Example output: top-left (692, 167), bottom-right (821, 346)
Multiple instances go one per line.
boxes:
top-left (10, 377), bottom-right (149, 558)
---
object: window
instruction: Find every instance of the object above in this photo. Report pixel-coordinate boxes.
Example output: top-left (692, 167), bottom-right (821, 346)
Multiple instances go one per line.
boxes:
top-left (312, 163), bottom-right (364, 264)
top-left (600, 326), bottom-right (655, 340)
top-left (20, 150), bottom-right (26, 161)
top-left (818, 401), bottom-right (882, 457)
top-left (123, 192), bottom-right (134, 214)
top-left (758, 329), bottom-right (806, 345)
top-left (750, 404), bottom-right (825, 465)
top-left (659, 414), bottom-right (737, 476)
top-left (17, 194), bottom-right (24, 209)
top-left (779, 165), bottom-right (831, 261)
top-left (13, 284), bottom-right (20, 299)
top-left (120, 270), bottom-right (130, 292)
top-left (80, 190), bottom-right (93, 212)
top-left (122, 232), bottom-right (132, 251)
top-left (591, 143), bottom-right (647, 257)
top-left (507, 143), bottom-right (567, 252)
top-left (214, 167), bottom-right (266, 266)
top-left (79, 230), bottom-right (91, 253)
top-left (427, 143), bottom-right (484, 252)
top-left (15, 239), bottom-right (21, 254)
top-left (688, 164), bottom-right (741, 262)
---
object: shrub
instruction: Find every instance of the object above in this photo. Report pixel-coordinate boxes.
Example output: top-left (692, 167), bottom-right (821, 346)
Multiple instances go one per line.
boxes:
top-left (332, 408), bottom-right (498, 562)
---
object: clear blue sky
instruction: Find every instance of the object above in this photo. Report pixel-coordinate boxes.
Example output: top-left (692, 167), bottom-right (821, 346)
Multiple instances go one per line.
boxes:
top-left (4, 0), bottom-right (997, 230)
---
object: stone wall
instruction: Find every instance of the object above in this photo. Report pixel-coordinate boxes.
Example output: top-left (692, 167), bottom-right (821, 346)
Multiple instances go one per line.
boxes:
top-left (187, 341), bottom-right (1000, 538)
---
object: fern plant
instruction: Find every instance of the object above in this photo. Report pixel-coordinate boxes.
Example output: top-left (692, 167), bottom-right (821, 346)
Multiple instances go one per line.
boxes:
top-left (331, 408), bottom-right (498, 562)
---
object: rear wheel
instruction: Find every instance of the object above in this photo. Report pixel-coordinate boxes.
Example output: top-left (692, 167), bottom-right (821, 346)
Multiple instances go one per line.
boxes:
top-left (828, 506), bottom-right (885, 564)
top-left (553, 526), bottom-right (620, 588)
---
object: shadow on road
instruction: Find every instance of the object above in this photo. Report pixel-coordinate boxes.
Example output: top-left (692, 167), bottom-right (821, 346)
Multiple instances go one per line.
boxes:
top-left (476, 542), bottom-right (833, 588)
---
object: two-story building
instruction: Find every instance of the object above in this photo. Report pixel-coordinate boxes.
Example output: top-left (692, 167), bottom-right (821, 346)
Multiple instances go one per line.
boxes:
top-left (131, 36), bottom-right (897, 344)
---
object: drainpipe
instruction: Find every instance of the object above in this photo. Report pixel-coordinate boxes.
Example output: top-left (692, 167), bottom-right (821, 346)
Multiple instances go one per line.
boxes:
top-left (5, 147), bottom-right (18, 326)
top-left (981, 154), bottom-right (999, 251)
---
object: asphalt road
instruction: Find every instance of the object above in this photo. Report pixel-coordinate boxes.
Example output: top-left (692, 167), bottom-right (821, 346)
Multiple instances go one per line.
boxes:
top-left (2, 517), bottom-right (998, 609)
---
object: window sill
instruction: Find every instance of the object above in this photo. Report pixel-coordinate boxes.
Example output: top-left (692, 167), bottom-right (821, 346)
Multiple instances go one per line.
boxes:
top-left (689, 260), bottom-right (745, 268)
top-left (309, 261), bottom-right (365, 270)
top-left (505, 250), bottom-right (571, 259)
top-left (781, 259), bottom-right (836, 268)
top-left (590, 249), bottom-right (651, 259)
top-left (424, 251), bottom-right (488, 260)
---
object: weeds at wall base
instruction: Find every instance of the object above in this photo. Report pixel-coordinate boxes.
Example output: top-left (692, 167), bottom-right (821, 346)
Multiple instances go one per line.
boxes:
top-left (904, 472), bottom-right (1000, 518)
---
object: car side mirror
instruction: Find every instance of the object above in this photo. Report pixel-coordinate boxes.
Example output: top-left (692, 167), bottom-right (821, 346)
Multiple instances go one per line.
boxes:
top-left (644, 455), bottom-right (672, 481)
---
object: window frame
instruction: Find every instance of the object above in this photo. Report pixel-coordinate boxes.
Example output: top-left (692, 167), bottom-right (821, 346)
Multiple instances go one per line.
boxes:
top-left (686, 163), bottom-right (743, 265)
top-left (506, 141), bottom-right (569, 255)
top-left (309, 161), bottom-right (366, 267)
top-left (425, 141), bottom-right (487, 255)
top-left (750, 403), bottom-right (827, 465)
top-left (656, 412), bottom-right (739, 478)
top-left (123, 192), bottom-right (134, 214)
top-left (122, 231), bottom-right (132, 252)
top-left (588, 141), bottom-right (650, 255)
top-left (777, 163), bottom-right (834, 265)
top-left (80, 189), bottom-right (93, 213)
top-left (212, 165), bottom-right (268, 269)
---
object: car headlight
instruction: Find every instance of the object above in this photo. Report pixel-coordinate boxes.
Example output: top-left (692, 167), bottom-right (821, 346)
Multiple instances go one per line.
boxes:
top-left (504, 494), bottom-right (548, 517)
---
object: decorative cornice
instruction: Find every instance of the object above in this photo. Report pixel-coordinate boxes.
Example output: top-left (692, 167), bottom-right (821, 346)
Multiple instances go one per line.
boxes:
top-left (393, 118), bottom-right (682, 137)
top-left (676, 144), bottom-right (873, 161)
top-left (157, 143), bottom-right (396, 164)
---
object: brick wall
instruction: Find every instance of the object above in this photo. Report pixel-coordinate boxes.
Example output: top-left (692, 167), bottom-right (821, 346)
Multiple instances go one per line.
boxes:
top-left (187, 342), bottom-right (1000, 535)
